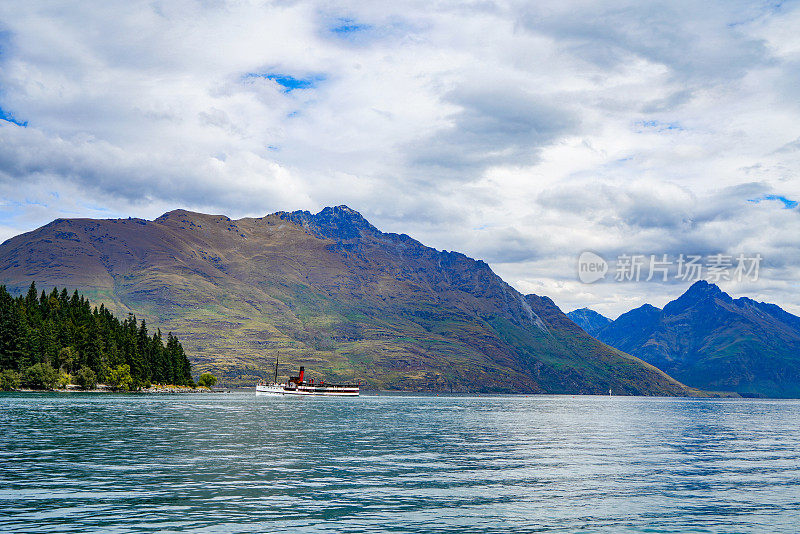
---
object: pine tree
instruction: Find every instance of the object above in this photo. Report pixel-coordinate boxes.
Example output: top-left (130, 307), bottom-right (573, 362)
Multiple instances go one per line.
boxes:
top-left (40, 320), bottom-right (59, 367)
top-left (25, 282), bottom-right (38, 309)
top-left (0, 287), bottom-right (20, 370)
top-left (0, 285), bottom-right (193, 389)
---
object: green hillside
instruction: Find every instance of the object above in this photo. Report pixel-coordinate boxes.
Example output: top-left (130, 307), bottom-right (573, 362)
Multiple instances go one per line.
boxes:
top-left (0, 206), bottom-right (690, 394)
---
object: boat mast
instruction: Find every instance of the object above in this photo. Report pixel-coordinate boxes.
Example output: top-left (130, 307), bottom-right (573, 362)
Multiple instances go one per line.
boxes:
top-left (274, 356), bottom-right (279, 384)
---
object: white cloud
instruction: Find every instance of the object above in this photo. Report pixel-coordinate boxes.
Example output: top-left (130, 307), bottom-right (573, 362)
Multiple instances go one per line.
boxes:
top-left (0, 0), bottom-right (799, 316)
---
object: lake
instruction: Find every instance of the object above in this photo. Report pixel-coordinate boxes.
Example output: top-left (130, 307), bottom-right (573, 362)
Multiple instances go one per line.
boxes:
top-left (2, 392), bottom-right (799, 533)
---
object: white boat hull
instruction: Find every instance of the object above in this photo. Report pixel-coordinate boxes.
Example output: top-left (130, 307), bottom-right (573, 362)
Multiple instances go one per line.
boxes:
top-left (255, 383), bottom-right (359, 396)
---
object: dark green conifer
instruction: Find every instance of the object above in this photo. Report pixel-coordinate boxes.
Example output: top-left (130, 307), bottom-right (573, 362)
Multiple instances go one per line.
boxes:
top-left (0, 284), bottom-right (193, 389)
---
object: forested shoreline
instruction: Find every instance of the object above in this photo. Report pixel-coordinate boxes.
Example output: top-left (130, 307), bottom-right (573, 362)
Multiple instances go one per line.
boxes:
top-left (0, 282), bottom-right (194, 391)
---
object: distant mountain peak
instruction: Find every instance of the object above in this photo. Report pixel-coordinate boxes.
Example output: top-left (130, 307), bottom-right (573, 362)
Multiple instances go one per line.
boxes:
top-left (154, 209), bottom-right (233, 225)
top-left (153, 206), bottom-right (379, 240)
top-left (663, 280), bottom-right (729, 315)
top-left (566, 307), bottom-right (612, 337)
top-left (328, 205), bottom-right (359, 214)
top-left (156, 208), bottom-right (200, 219)
top-left (597, 281), bottom-right (800, 397)
top-left (278, 205), bottom-right (380, 241)
top-left (687, 279), bottom-right (722, 295)
top-left (614, 303), bottom-right (662, 324)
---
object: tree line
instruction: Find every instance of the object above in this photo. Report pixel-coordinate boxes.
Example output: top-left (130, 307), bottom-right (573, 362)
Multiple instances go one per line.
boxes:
top-left (0, 282), bottom-right (194, 390)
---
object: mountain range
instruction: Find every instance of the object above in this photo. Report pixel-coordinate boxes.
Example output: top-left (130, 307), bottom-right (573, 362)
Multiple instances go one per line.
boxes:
top-left (572, 281), bottom-right (800, 398)
top-left (0, 206), bottom-right (689, 395)
top-left (566, 308), bottom-right (612, 338)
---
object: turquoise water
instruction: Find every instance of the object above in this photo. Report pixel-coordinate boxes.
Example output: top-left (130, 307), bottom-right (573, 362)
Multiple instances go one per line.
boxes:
top-left (2, 393), bottom-right (799, 533)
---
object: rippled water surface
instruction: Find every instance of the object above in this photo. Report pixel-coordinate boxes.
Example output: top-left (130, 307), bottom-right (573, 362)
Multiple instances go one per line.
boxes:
top-left (2, 392), bottom-right (800, 533)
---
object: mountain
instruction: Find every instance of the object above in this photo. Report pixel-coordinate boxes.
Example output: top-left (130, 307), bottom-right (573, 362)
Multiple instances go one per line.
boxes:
top-left (567, 308), bottom-right (612, 337)
top-left (596, 281), bottom-right (800, 397)
top-left (596, 304), bottom-right (661, 350)
top-left (0, 206), bottom-right (690, 394)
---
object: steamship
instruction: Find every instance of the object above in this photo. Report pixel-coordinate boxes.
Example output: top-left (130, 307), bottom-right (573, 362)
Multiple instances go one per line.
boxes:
top-left (255, 363), bottom-right (360, 397)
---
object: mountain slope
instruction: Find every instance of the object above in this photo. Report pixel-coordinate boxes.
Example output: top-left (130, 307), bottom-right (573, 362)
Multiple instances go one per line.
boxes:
top-left (567, 308), bottom-right (612, 337)
top-left (597, 281), bottom-right (800, 397)
top-left (597, 304), bottom-right (661, 350)
top-left (0, 206), bottom-right (689, 394)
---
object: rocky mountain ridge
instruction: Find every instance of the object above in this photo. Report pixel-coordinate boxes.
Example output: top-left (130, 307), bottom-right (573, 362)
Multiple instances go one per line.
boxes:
top-left (0, 206), bottom-right (689, 394)
top-left (594, 281), bottom-right (800, 397)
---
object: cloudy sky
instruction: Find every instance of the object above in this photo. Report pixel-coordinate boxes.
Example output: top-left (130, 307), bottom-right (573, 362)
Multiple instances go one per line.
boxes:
top-left (1, 0), bottom-right (799, 317)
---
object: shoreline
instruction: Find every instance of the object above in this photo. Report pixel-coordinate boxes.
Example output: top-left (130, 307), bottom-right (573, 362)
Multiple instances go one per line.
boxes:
top-left (3, 389), bottom-right (790, 398)
top-left (4, 386), bottom-right (774, 398)
top-left (6, 385), bottom-right (228, 394)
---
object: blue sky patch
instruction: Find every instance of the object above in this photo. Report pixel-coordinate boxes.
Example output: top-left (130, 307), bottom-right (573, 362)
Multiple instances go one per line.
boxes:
top-left (330, 18), bottom-right (371, 36)
top-left (748, 194), bottom-right (798, 209)
top-left (0, 29), bottom-right (11, 58)
top-left (0, 106), bottom-right (27, 127)
top-left (245, 72), bottom-right (325, 93)
top-left (636, 119), bottom-right (683, 132)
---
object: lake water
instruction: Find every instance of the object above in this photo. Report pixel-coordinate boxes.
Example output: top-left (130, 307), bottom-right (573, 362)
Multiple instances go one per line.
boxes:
top-left (2, 392), bottom-right (799, 533)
